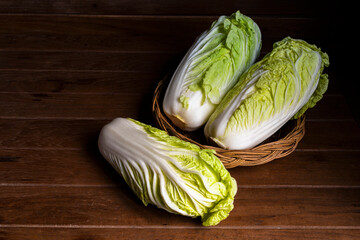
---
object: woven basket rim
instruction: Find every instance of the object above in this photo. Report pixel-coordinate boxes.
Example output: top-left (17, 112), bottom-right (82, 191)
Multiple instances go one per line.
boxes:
top-left (152, 75), bottom-right (306, 168)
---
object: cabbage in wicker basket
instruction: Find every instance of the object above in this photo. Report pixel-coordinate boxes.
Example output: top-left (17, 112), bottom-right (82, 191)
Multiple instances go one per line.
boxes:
top-left (154, 37), bottom-right (329, 167)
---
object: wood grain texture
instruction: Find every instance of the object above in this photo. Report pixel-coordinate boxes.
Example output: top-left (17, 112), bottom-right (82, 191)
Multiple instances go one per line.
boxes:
top-left (1, 120), bottom-right (359, 150)
top-left (0, 94), bottom-right (351, 120)
top-left (1, 228), bottom-right (359, 240)
top-left (0, 69), bottom-right (342, 94)
top-left (0, 51), bottom-right (179, 73)
top-left (0, 93), bottom-right (145, 119)
top-left (0, 0), bottom-right (358, 239)
top-left (0, 71), bottom-right (161, 93)
top-left (0, 186), bottom-right (359, 226)
top-left (0, 15), bottom-right (334, 53)
top-left (0, 0), bottom-right (337, 16)
top-left (0, 149), bottom-right (360, 186)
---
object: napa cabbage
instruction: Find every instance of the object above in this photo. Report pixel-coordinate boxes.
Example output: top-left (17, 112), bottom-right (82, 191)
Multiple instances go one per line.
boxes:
top-left (98, 118), bottom-right (237, 226)
top-left (205, 37), bottom-right (329, 150)
top-left (163, 11), bottom-right (261, 131)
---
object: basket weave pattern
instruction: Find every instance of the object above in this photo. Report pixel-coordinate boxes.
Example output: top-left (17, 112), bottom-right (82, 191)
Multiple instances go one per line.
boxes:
top-left (152, 77), bottom-right (306, 168)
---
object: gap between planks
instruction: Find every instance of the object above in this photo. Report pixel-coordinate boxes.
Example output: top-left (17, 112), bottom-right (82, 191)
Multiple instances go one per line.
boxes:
top-left (0, 48), bottom-right (285, 55)
top-left (0, 91), bottom-right (344, 97)
top-left (0, 224), bottom-right (359, 230)
top-left (0, 69), bottom-right (153, 73)
top-left (1, 183), bottom-right (359, 189)
top-left (0, 13), bottom-right (314, 19)
top-left (0, 147), bottom-right (359, 152)
top-left (0, 116), bottom-right (350, 121)
top-left (0, 48), bottom-right (179, 54)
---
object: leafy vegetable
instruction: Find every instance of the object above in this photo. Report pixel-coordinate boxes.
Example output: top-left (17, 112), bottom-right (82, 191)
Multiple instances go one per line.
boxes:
top-left (98, 117), bottom-right (237, 226)
top-left (163, 11), bottom-right (261, 131)
top-left (205, 37), bottom-right (329, 150)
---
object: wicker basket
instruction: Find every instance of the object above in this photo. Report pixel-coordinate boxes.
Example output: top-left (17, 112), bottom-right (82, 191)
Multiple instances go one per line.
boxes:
top-left (152, 76), bottom-right (306, 168)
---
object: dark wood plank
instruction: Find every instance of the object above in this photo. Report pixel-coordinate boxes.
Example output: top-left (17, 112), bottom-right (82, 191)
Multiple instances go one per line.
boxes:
top-left (0, 71), bottom-right (161, 93)
top-left (232, 151), bottom-right (360, 186)
top-left (0, 1), bottom-right (354, 239)
top-left (0, 0), bottom-right (337, 16)
top-left (0, 15), bottom-right (334, 53)
top-left (298, 120), bottom-right (360, 150)
top-left (305, 95), bottom-right (354, 120)
top-left (0, 119), bottom-right (107, 150)
top-left (0, 120), bottom-right (359, 150)
top-left (0, 93), bottom-right (351, 120)
top-left (1, 149), bottom-right (360, 186)
top-left (1, 228), bottom-right (359, 240)
top-left (0, 15), bottom-right (203, 53)
top-left (0, 51), bottom-right (179, 73)
top-left (0, 93), bottom-right (144, 119)
top-left (0, 186), bottom-right (359, 226)
top-left (0, 149), bottom-right (120, 186)
top-left (0, 69), bottom-right (343, 94)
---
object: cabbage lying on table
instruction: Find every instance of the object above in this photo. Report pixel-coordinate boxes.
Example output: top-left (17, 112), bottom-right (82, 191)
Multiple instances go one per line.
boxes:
top-left (163, 10), bottom-right (261, 131)
top-left (205, 37), bottom-right (329, 150)
top-left (98, 117), bottom-right (237, 226)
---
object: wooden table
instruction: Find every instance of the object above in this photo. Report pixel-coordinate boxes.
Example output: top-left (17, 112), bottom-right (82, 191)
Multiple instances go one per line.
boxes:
top-left (1, 1), bottom-right (359, 239)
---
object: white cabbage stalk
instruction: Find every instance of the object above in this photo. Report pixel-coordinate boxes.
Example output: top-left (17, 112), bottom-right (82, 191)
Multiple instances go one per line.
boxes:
top-left (98, 117), bottom-right (237, 226)
top-left (205, 37), bottom-right (329, 150)
top-left (163, 11), bottom-right (261, 131)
